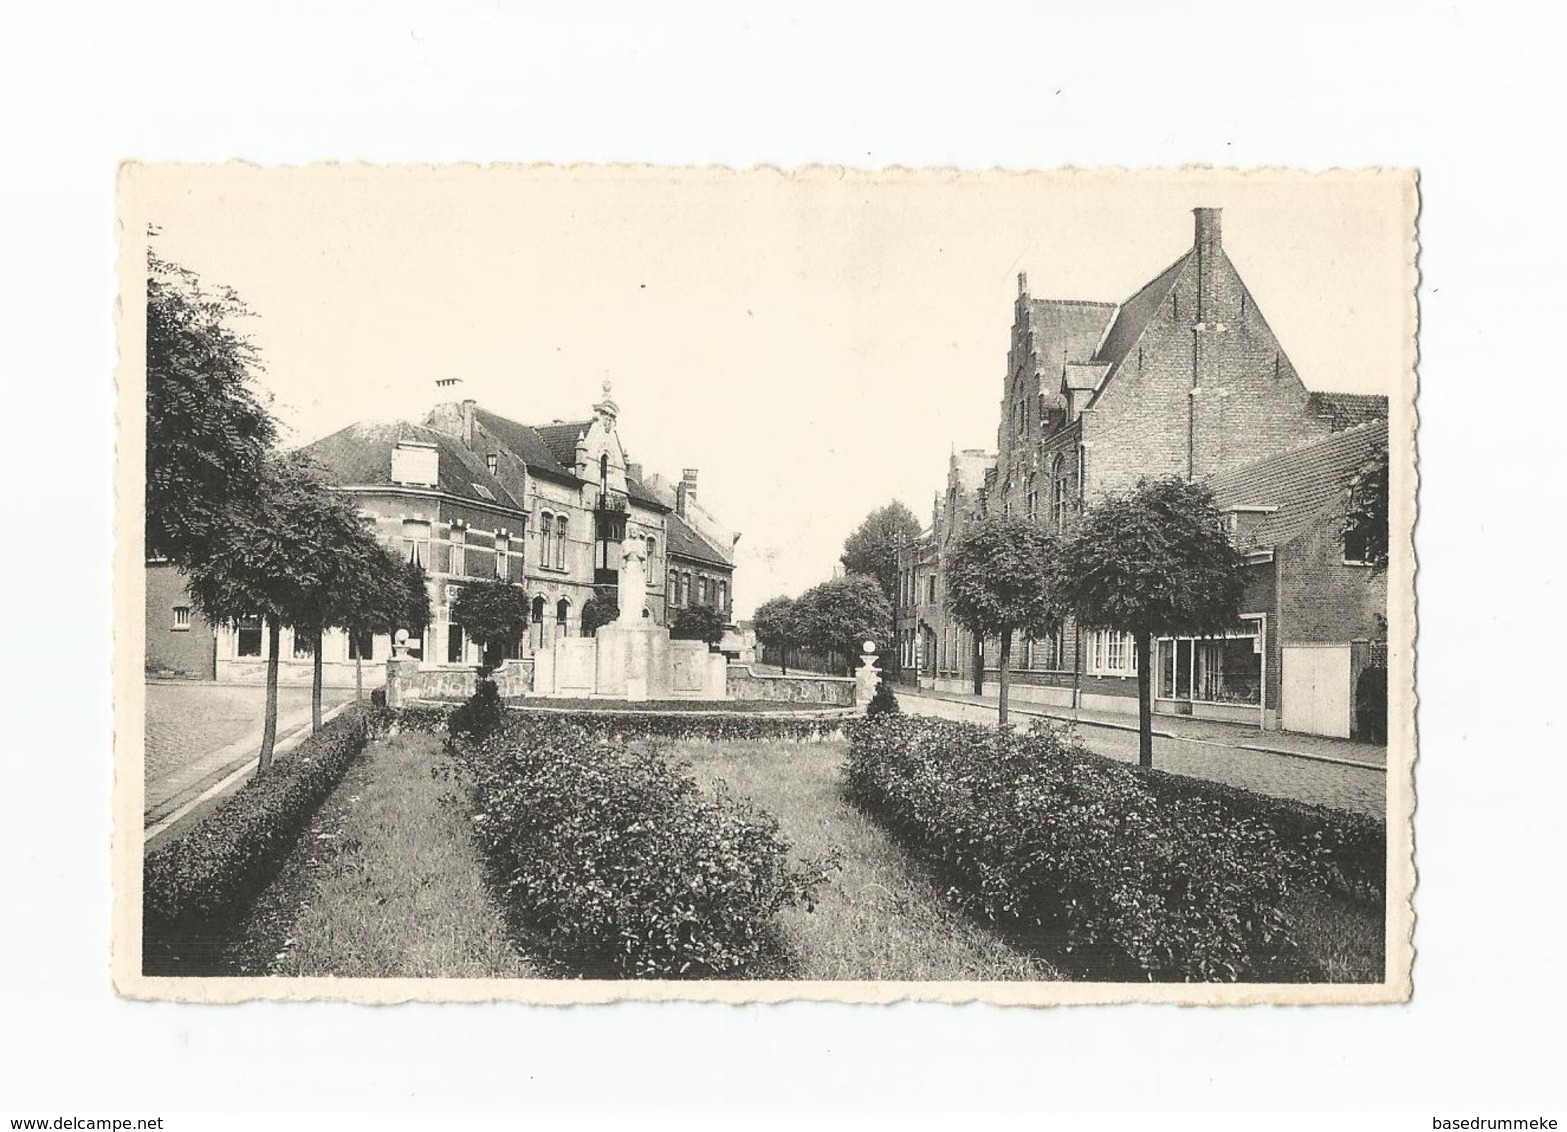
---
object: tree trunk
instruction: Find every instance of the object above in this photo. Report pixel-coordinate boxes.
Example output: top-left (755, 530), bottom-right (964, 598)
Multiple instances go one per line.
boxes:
top-left (355, 649), bottom-right (363, 704)
top-left (998, 629), bottom-right (1012, 727)
top-left (972, 633), bottom-right (984, 696)
top-left (781, 645), bottom-right (789, 676)
top-left (311, 628), bottom-right (324, 733)
top-left (1136, 629), bottom-right (1154, 770)
top-left (259, 616), bottom-right (281, 774)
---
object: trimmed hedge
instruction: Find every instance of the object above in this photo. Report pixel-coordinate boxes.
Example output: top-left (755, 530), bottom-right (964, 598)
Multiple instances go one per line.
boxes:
top-left (507, 707), bottom-right (847, 744)
top-left (143, 710), bottom-right (372, 944)
top-left (846, 715), bottom-right (1310, 981)
top-left (451, 715), bottom-right (833, 977)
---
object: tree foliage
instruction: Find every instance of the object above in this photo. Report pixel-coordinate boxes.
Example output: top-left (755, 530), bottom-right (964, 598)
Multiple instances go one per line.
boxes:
top-left (840, 501), bottom-right (924, 602)
top-left (1059, 476), bottom-right (1247, 767)
top-left (145, 250), bottom-right (278, 565)
top-left (751, 595), bottom-right (804, 674)
top-left (943, 515), bottom-right (1066, 724)
top-left (580, 595), bottom-right (620, 636)
top-left (1343, 439), bottom-right (1389, 572)
top-left (450, 579), bottom-right (531, 658)
top-left (182, 453), bottom-right (357, 769)
top-left (671, 604), bottom-right (727, 647)
top-left (794, 575), bottom-right (892, 667)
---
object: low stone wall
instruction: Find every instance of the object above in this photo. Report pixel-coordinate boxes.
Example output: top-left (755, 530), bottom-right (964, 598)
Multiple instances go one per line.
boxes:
top-left (725, 664), bottom-right (857, 706)
top-left (386, 657), bottom-right (534, 705)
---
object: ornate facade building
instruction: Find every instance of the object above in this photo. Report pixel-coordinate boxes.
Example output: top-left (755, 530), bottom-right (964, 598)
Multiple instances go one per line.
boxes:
top-left (895, 207), bottom-right (1389, 737)
top-left (144, 381), bottom-right (738, 687)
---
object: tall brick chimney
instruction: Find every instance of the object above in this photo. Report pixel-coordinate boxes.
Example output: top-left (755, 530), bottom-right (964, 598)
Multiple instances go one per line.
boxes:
top-left (1017, 271), bottom-right (1028, 297)
top-left (461, 398), bottom-right (476, 448)
top-left (1193, 207), bottom-right (1222, 254)
top-left (676, 468), bottom-right (698, 518)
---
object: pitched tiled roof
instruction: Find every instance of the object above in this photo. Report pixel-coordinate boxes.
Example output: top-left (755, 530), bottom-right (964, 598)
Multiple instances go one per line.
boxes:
top-left (533, 420), bottom-right (594, 471)
top-left (468, 407), bottom-right (582, 484)
top-left (665, 510), bottom-right (733, 569)
top-left (1307, 392), bottom-right (1390, 432)
top-left (1024, 299), bottom-right (1118, 376)
top-left (302, 421), bottom-right (528, 512)
top-left (1209, 419), bottom-right (1387, 552)
top-left (1090, 251), bottom-right (1192, 373)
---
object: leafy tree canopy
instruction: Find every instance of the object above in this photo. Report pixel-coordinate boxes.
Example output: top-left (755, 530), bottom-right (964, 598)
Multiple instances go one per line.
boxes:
top-left (1058, 476), bottom-right (1246, 639)
top-left (671, 604), bottom-right (727, 646)
top-left (183, 452), bottom-right (350, 631)
top-left (794, 575), bottom-right (892, 660)
top-left (751, 595), bottom-right (802, 652)
top-left (450, 578), bottom-right (531, 652)
top-left (145, 249), bottom-right (278, 565)
top-left (580, 596), bottom-right (620, 636)
top-left (840, 501), bottom-right (923, 602)
top-left (1343, 439), bottom-right (1389, 572)
top-left (944, 515), bottom-right (1066, 640)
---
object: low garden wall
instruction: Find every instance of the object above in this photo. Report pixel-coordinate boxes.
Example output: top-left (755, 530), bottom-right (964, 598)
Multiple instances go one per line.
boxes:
top-left (725, 664), bottom-right (858, 706)
top-left (385, 657), bottom-right (533, 705)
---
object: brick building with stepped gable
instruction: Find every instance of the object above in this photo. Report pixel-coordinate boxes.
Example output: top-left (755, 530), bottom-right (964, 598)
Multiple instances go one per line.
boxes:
top-left (895, 207), bottom-right (1389, 737)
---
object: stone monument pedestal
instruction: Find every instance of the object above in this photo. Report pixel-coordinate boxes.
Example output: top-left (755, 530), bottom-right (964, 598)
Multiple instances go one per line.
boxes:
top-left (594, 620), bottom-right (672, 701)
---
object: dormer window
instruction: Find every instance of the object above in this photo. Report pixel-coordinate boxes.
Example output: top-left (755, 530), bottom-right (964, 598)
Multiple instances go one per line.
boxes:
top-left (486, 453), bottom-right (499, 477)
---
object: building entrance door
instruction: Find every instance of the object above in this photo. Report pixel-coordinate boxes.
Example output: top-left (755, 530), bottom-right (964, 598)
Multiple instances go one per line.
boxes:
top-left (1281, 644), bottom-right (1352, 737)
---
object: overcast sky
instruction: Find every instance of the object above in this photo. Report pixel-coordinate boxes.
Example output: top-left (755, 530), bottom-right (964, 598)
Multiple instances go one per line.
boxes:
top-left (130, 166), bottom-right (1414, 617)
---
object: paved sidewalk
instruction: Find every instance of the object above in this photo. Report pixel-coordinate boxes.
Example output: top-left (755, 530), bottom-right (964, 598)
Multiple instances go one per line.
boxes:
top-left (899, 686), bottom-right (1385, 769)
top-left (144, 682), bottom-right (355, 824)
top-left (898, 687), bottom-right (1387, 817)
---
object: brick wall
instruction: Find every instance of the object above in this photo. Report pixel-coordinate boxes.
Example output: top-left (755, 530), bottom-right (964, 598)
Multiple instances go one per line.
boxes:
top-left (144, 563), bottom-right (216, 679)
top-left (1084, 247), bottom-right (1330, 500)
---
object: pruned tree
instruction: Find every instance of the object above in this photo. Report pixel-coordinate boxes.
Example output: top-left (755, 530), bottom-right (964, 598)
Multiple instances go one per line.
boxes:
top-left (450, 579), bottom-right (531, 673)
top-left (752, 595), bottom-right (803, 674)
top-left (943, 515), bottom-right (1066, 726)
top-left (183, 453), bottom-right (349, 771)
top-left (1343, 439), bottom-right (1389, 572)
top-left (671, 604), bottom-right (727, 648)
top-left (145, 250), bottom-right (278, 566)
top-left (1059, 476), bottom-right (1247, 769)
top-left (339, 546), bottom-right (429, 704)
top-left (840, 501), bottom-right (923, 604)
top-left (580, 596), bottom-right (620, 636)
top-left (794, 575), bottom-right (892, 675)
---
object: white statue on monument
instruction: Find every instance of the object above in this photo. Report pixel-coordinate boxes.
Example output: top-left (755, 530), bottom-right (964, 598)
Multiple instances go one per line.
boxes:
top-left (616, 535), bottom-right (647, 623)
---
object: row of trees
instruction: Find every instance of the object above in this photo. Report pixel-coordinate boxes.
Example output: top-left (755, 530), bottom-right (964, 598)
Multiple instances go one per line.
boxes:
top-left (752, 575), bottom-right (892, 677)
top-left (147, 249), bottom-right (429, 772)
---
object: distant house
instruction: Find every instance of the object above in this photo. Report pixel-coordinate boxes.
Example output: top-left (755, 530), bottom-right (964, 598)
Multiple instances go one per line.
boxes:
top-left (148, 381), bottom-right (739, 688)
top-left (895, 207), bottom-right (1389, 737)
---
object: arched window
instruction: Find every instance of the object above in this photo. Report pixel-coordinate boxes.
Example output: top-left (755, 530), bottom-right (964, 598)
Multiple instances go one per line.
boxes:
top-left (556, 598), bottom-right (570, 634)
top-left (599, 453), bottom-right (609, 483)
top-left (645, 535), bottom-right (656, 568)
top-left (531, 596), bottom-right (545, 624)
top-left (539, 512), bottom-right (553, 566)
top-left (554, 514), bottom-right (568, 569)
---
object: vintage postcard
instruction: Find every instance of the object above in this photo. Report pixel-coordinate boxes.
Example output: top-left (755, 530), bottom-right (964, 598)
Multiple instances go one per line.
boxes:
top-left (112, 164), bottom-right (1417, 1005)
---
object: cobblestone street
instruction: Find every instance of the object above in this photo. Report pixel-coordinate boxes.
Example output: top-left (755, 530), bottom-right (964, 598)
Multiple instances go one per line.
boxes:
top-left (901, 690), bottom-right (1387, 818)
top-left (145, 682), bottom-right (354, 819)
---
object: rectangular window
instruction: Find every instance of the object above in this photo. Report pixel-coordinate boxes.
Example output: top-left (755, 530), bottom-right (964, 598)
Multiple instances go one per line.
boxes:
top-left (1088, 630), bottom-right (1138, 676)
top-left (539, 513), bottom-right (553, 566)
top-left (171, 606), bottom-right (191, 631)
top-left (554, 515), bottom-right (567, 570)
top-left (1158, 619), bottom-right (1263, 705)
top-left (447, 624), bottom-right (466, 664)
top-left (293, 630), bottom-right (315, 660)
top-left (486, 453), bottom-right (499, 477)
top-left (402, 519), bottom-right (431, 568)
top-left (236, 615), bottom-right (263, 658)
top-left (449, 533), bottom-right (465, 578)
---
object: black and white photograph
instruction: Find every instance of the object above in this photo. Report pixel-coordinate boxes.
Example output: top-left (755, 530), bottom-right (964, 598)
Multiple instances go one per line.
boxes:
top-left (114, 165), bottom-right (1416, 1004)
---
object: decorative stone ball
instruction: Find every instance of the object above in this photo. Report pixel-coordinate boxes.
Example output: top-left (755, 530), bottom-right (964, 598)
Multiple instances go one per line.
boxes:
top-left (863, 640), bottom-right (876, 654)
top-left (395, 629), bottom-right (409, 646)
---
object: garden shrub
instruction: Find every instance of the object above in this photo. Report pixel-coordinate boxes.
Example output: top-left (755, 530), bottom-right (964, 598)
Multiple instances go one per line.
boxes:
top-left (451, 715), bottom-right (833, 977)
top-left (865, 680), bottom-right (901, 717)
top-left (845, 714), bottom-right (1308, 980)
top-left (143, 710), bottom-right (372, 948)
top-left (448, 678), bottom-right (507, 741)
